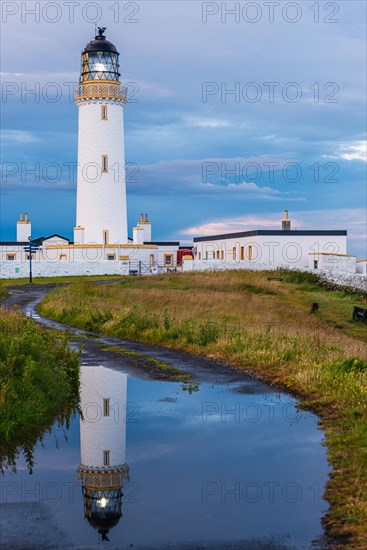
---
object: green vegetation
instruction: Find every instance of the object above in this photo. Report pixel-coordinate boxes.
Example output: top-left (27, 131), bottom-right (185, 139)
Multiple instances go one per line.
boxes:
top-left (38, 270), bottom-right (367, 547)
top-left (0, 274), bottom-right (124, 287)
top-left (99, 344), bottom-right (190, 381)
top-left (0, 307), bottom-right (80, 473)
top-left (0, 285), bottom-right (9, 300)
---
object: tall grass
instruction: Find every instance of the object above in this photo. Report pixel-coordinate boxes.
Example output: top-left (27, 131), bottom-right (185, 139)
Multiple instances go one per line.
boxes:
top-left (0, 307), bottom-right (80, 473)
top-left (38, 270), bottom-right (367, 547)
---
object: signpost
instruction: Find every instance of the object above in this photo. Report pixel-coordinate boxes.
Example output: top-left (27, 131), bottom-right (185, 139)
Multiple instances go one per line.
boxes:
top-left (23, 237), bottom-right (40, 283)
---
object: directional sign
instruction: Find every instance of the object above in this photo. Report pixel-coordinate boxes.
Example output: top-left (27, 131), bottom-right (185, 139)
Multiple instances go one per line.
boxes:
top-left (23, 241), bottom-right (40, 283)
top-left (23, 246), bottom-right (40, 253)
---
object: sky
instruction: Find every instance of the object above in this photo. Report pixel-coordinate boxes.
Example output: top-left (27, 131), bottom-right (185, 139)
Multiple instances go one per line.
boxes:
top-left (1, 0), bottom-right (366, 256)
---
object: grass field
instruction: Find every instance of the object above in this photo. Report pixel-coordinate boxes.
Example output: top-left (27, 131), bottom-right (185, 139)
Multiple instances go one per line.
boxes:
top-left (37, 269), bottom-right (367, 548)
top-left (0, 307), bottom-right (80, 473)
top-left (0, 274), bottom-right (124, 287)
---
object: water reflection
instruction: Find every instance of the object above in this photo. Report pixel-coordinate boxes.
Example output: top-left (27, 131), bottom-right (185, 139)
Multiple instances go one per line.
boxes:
top-left (77, 366), bottom-right (129, 542)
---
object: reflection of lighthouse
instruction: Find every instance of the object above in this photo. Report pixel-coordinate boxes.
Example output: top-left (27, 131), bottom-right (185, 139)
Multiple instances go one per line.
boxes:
top-left (77, 366), bottom-right (129, 542)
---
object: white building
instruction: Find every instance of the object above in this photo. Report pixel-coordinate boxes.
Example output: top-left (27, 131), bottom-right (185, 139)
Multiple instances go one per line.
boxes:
top-left (77, 365), bottom-right (129, 543)
top-left (0, 29), bottom-right (185, 280)
top-left (189, 211), bottom-right (352, 273)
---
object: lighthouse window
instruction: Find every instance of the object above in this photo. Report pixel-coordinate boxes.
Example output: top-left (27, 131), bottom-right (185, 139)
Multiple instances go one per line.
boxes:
top-left (240, 246), bottom-right (245, 261)
top-left (248, 246), bottom-right (253, 261)
top-left (232, 247), bottom-right (236, 260)
top-left (101, 105), bottom-right (108, 120)
top-left (103, 399), bottom-right (110, 416)
top-left (102, 155), bottom-right (108, 173)
top-left (103, 450), bottom-right (110, 466)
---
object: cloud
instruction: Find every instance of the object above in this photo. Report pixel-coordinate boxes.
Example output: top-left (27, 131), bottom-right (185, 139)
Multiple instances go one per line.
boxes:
top-left (337, 141), bottom-right (367, 162)
top-left (127, 156), bottom-right (307, 200)
top-left (187, 118), bottom-right (231, 128)
top-left (1, 130), bottom-right (39, 144)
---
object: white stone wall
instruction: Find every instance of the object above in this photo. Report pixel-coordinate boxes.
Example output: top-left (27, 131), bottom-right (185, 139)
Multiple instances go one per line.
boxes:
top-left (181, 260), bottom-right (367, 291)
top-left (79, 366), bottom-right (127, 468)
top-left (195, 233), bottom-right (347, 270)
top-left (308, 254), bottom-right (357, 274)
top-left (0, 259), bottom-right (130, 279)
top-left (0, 243), bottom-right (159, 279)
top-left (317, 270), bottom-right (367, 291)
top-left (76, 99), bottom-right (128, 244)
top-left (182, 259), bottom-right (274, 272)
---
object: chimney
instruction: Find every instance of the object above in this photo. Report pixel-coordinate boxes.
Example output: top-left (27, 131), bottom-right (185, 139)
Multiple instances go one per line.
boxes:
top-left (137, 213), bottom-right (152, 242)
top-left (282, 210), bottom-right (291, 231)
top-left (17, 212), bottom-right (32, 242)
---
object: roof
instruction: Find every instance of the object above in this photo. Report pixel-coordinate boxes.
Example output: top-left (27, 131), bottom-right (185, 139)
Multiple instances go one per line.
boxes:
top-left (194, 230), bottom-right (348, 243)
top-left (42, 234), bottom-right (70, 242)
top-left (83, 29), bottom-right (118, 54)
top-left (0, 242), bottom-right (29, 246)
top-left (145, 241), bottom-right (180, 246)
top-left (0, 234), bottom-right (69, 246)
top-left (308, 252), bottom-right (356, 257)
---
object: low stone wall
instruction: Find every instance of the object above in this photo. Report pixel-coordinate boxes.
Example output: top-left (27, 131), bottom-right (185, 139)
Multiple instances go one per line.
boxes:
top-left (316, 270), bottom-right (367, 291)
top-left (0, 260), bottom-right (130, 279)
top-left (182, 259), bottom-right (285, 272)
top-left (182, 260), bottom-right (367, 291)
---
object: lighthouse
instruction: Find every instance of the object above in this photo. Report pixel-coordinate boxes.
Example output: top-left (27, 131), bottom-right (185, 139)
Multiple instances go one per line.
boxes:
top-left (74, 28), bottom-right (128, 245)
top-left (77, 366), bottom-right (130, 542)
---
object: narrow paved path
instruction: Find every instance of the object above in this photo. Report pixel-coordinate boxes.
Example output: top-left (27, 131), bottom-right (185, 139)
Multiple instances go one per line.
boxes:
top-left (2, 283), bottom-right (271, 390)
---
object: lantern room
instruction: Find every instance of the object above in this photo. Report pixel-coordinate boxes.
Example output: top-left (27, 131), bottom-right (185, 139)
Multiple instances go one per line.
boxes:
top-left (80, 27), bottom-right (120, 83)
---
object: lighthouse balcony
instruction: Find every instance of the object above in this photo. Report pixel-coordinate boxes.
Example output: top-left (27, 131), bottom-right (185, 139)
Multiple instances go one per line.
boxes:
top-left (75, 82), bottom-right (127, 101)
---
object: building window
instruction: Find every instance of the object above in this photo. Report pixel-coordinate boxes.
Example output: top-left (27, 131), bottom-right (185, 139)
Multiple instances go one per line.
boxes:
top-left (101, 105), bottom-right (108, 120)
top-left (314, 260), bottom-right (318, 269)
top-left (102, 155), bottom-right (108, 173)
top-left (232, 247), bottom-right (236, 261)
top-left (103, 398), bottom-right (110, 417)
top-left (6, 254), bottom-right (16, 261)
top-left (25, 254), bottom-right (35, 260)
top-left (248, 245), bottom-right (253, 261)
top-left (107, 254), bottom-right (115, 261)
top-left (103, 230), bottom-right (109, 244)
top-left (164, 254), bottom-right (173, 266)
top-left (221, 250), bottom-right (224, 260)
top-left (205, 251), bottom-right (208, 260)
top-left (103, 450), bottom-right (110, 466)
top-left (216, 250), bottom-right (220, 259)
top-left (59, 254), bottom-right (67, 260)
top-left (198, 252), bottom-right (201, 260)
top-left (150, 254), bottom-right (155, 266)
top-left (240, 246), bottom-right (245, 261)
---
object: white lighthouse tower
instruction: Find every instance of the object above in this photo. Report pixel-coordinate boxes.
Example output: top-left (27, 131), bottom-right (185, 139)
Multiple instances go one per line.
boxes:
top-left (74, 28), bottom-right (128, 245)
top-left (77, 366), bottom-right (130, 542)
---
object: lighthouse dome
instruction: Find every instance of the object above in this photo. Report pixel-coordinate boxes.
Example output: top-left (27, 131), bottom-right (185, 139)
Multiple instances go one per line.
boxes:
top-left (80, 28), bottom-right (120, 83)
top-left (83, 29), bottom-right (118, 54)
